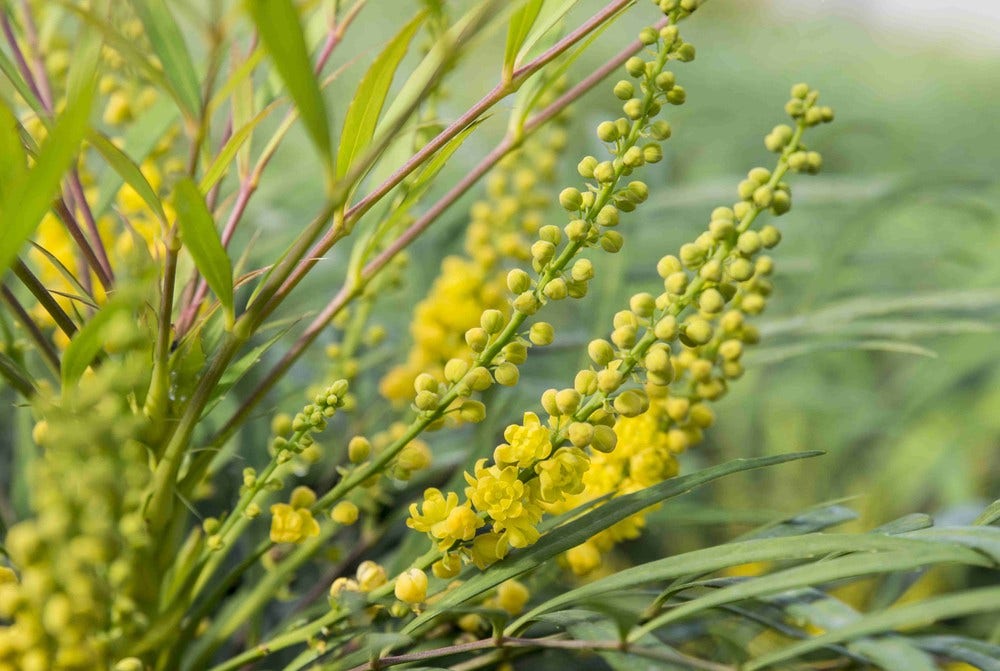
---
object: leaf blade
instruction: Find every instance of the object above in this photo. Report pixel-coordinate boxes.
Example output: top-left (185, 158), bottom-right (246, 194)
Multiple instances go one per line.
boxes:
top-left (174, 177), bottom-right (234, 327)
top-left (336, 13), bottom-right (424, 180)
top-left (246, 0), bottom-right (332, 170)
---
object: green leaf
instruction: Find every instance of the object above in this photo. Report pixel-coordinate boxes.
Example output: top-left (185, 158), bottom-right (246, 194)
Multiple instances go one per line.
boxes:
top-left (916, 635), bottom-right (1000, 671)
top-left (509, 533), bottom-right (942, 634)
top-left (974, 499), bottom-right (1000, 526)
top-left (174, 177), bottom-right (235, 327)
top-left (404, 452), bottom-right (822, 637)
top-left (518, 0), bottom-right (580, 62)
top-left (0, 48), bottom-right (46, 119)
top-left (503, 0), bottom-right (545, 78)
top-left (0, 101), bottom-right (26, 204)
top-left (89, 131), bottom-right (168, 226)
top-left (199, 103), bottom-right (277, 194)
top-left (0, 79), bottom-right (94, 280)
top-left (849, 637), bottom-right (938, 671)
top-left (246, 0), bottom-right (332, 170)
top-left (902, 526), bottom-right (1000, 564)
top-left (337, 13), bottom-right (424, 180)
top-left (744, 586), bottom-right (1000, 670)
top-left (93, 98), bottom-right (178, 217)
top-left (630, 545), bottom-right (991, 641)
top-left (130, 0), bottom-right (202, 119)
top-left (61, 299), bottom-right (131, 387)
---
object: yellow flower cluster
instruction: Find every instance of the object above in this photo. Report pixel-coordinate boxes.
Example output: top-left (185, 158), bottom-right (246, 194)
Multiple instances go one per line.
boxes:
top-left (0, 357), bottom-right (153, 671)
top-left (406, 69), bottom-right (833, 578)
top-left (379, 113), bottom-right (568, 403)
top-left (270, 487), bottom-right (321, 544)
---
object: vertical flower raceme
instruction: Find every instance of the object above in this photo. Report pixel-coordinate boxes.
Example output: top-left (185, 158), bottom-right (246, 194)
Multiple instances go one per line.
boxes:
top-left (379, 101), bottom-right (569, 403)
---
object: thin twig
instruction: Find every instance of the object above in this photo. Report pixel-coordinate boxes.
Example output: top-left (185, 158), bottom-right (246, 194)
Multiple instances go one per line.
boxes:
top-left (0, 284), bottom-right (59, 374)
top-left (0, 10), bottom-right (47, 110)
top-left (15, 0), bottom-right (53, 111)
top-left (208, 18), bottom-right (660, 451)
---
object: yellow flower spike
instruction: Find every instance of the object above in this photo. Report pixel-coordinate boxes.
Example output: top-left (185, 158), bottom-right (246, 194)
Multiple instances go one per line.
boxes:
top-left (394, 568), bottom-right (428, 605)
top-left (407, 488), bottom-right (459, 534)
top-left (269, 503), bottom-right (320, 544)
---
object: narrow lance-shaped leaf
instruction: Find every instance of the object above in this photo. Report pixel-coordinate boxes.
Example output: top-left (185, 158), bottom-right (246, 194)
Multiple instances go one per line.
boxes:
top-left (0, 78), bottom-right (95, 280)
top-left (744, 586), bottom-right (1000, 670)
top-left (129, 0), bottom-right (202, 119)
top-left (337, 13), bottom-right (424, 180)
top-left (246, 0), bottom-right (333, 171)
top-left (174, 177), bottom-right (235, 328)
top-left (89, 131), bottom-right (168, 227)
top-left (503, 0), bottom-right (545, 80)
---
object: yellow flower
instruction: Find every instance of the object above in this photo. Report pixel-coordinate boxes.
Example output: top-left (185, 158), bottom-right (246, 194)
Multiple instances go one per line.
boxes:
top-left (467, 532), bottom-right (510, 569)
top-left (269, 503), bottom-right (320, 544)
top-left (494, 412), bottom-right (553, 468)
top-left (394, 568), bottom-right (428, 604)
top-left (407, 488), bottom-right (458, 534)
top-left (565, 541), bottom-right (602, 576)
top-left (465, 460), bottom-right (543, 549)
top-left (355, 561), bottom-right (388, 592)
top-left (495, 579), bottom-right (530, 615)
top-left (330, 501), bottom-right (359, 525)
top-left (534, 446), bottom-right (589, 503)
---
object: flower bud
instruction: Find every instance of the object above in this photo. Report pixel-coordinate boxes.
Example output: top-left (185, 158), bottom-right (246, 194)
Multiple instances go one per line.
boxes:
top-left (588, 339), bottom-right (616, 366)
top-left (459, 400), bottom-right (487, 423)
top-left (527, 321), bottom-right (555, 346)
top-left (348, 436), bottom-right (371, 463)
top-left (465, 327), bottom-right (489, 352)
top-left (596, 121), bottom-right (619, 143)
top-left (737, 230), bottom-right (762, 256)
top-left (494, 362), bottom-right (520, 386)
top-left (445, 358), bottom-right (470, 383)
top-left (683, 318), bottom-right (713, 345)
top-left (394, 568), bottom-right (428, 604)
top-left (597, 368), bottom-right (623, 393)
top-left (414, 390), bottom-right (439, 411)
top-left (629, 292), bottom-right (656, 317)
top-left (575, 369), bottom-right (598, 395)
top-left (654, 314), bottom-right (679, 341)
top-left (699, 288), bottom-right (726, 314)
top-left (513, 291), bottom-right (541, 315)
top-left (613, 80), bottom-right (635, 99)
top-left (625, 56), bottom-right (645, 77)
top-left (639, 26), bottom-right (659, 45)
top-left (467, 366), bottom-right (494, 391)
top-left (331, 501), bottom-right (359, 525)
top-left (481, 309), bottom-right (505, 334)
top-left (559, 187), bottom-right (583, 211)
top-left (614, 389), bottom-right (649, 417)
top-left (600, 231), bottom-right (624, 253)
top-left (727, 257), bottom-right (754, 282)
top-left (591, 425), bottom-right (618, 453)
top-left (503, 341), bottom-right (528, 365)
top-left (507, 268), bottom-right (532, 293)
top-left (577, 155), bottom-right (598, 178)
top-left (544, 277), bottom-right (568, 300)
top-left (541, 388), bottom-right (560, 416)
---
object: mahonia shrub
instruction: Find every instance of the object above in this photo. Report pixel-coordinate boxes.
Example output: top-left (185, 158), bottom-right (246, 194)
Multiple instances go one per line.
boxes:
top-left (0, 1), bottom-right (997, 670)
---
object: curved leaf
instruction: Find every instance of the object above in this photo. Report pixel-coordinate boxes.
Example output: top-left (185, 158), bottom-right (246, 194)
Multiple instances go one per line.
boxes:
top-left (174, 177), bottom-right (234, 327)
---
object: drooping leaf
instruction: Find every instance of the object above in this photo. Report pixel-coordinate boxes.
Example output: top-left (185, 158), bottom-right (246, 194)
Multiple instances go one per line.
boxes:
top-left (130, 0), bottom-right (203, 119)
top-left (89, 131), bottom-right (168, 226)
top-left (246, 0), bottom-right (333, 170)
top-left (848, 637), bottom-right (938, 671)
top-left (744, 586), bottom-right (1000, 670)
top-left (174, 177), bottom-right (234, 327)
top-left (0, 79), bottom-right (94, 280)
top-left (337, 13), bottom-right (424, 180)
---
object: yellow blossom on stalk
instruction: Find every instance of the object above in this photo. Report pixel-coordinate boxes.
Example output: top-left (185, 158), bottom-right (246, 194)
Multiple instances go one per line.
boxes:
top-left (269, 495), bottom-right (320, 544)
top-left (394, 568), bottom-right (428, 605)
top-left (534, 446), bottom-right (589, 503)
top-left (465, 460), bottom-right (543, 548)
top-left (407, 488), bottom-right (484, 550)
top-left (494, 412), bottom-right (553, 468)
